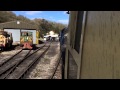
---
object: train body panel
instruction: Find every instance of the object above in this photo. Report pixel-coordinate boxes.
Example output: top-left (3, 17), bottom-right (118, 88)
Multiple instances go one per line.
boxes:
top-left (65, 11), bottom-right (120, 79)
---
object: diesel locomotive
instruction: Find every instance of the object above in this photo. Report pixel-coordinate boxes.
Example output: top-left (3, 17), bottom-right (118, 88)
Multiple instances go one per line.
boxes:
top-left (0, 30), bottom-right (13, 51)
top-left (20, 31), bottom-right (33, 49)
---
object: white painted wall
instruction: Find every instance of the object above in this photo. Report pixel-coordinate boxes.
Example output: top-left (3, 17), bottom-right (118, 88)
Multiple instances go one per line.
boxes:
top-left (4, 29), bottom-right (20, 44)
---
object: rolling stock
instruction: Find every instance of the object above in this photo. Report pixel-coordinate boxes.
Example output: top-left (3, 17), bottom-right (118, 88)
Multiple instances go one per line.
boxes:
top-left (64, 11), bottom-right (120, 79)
top-left (0, 30), bottom-right (13, 51)
top-left (20, 31), bottom-right (33, 49)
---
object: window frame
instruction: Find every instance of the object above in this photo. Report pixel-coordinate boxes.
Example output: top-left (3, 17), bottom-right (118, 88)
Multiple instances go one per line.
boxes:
top-left (74, 11), bottom-right (84, 53)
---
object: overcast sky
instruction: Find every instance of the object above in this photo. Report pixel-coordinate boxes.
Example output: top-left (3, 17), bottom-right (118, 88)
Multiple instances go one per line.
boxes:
top-left (12, 11), bottom-right (69, 24)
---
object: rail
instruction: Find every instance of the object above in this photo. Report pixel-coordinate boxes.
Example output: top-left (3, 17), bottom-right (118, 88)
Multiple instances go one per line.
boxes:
top-left (49, 53), bottom-right (62, 79)
top-left (5, 44), bottom-right (50, 79)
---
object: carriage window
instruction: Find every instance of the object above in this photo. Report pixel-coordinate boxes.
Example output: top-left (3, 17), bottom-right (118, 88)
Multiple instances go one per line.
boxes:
top-left (74, 11), bottom-right (84, 53)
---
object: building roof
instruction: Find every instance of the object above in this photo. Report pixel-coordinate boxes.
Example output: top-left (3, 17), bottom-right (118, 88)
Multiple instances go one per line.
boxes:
top-left (0, 21), bottom-right (38, 30)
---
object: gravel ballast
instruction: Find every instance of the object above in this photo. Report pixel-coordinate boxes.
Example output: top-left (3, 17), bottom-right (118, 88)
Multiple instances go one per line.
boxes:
top-left (24, 42), bottom-right (62, 79)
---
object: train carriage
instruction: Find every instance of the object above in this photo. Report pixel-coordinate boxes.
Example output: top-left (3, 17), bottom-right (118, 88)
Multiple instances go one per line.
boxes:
top-left (65, 11), bottom-right (120, 79)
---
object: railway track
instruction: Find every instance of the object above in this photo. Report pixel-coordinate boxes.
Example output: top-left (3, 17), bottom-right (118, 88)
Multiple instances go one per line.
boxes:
top-left (0, 50), bottom-right (23, 67)
top-left (50, 53), bottom-right (61, 79)
top-left (0, 50), bottom-right (31, 78)
top-left (0, 43), bottom-right (50, 79)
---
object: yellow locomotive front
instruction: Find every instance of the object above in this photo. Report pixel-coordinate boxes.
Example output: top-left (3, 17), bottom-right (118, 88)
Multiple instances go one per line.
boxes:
top-left (20, 31), bottom-right (33, 49)
top-left (0, 30), bottom-right (13, 51)
top-left (0, 34), bottom-right (6, 48)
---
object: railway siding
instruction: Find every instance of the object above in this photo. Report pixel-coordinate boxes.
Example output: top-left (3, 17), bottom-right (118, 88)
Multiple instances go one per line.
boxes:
top-left (0, 50), bottom-right (22, 64)
top-left (0, 50), bottom-right (30, 76)
top-left (6, 45), bottom-right (50, 79)
top-left (24, 42), bottom-right (62, 79)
